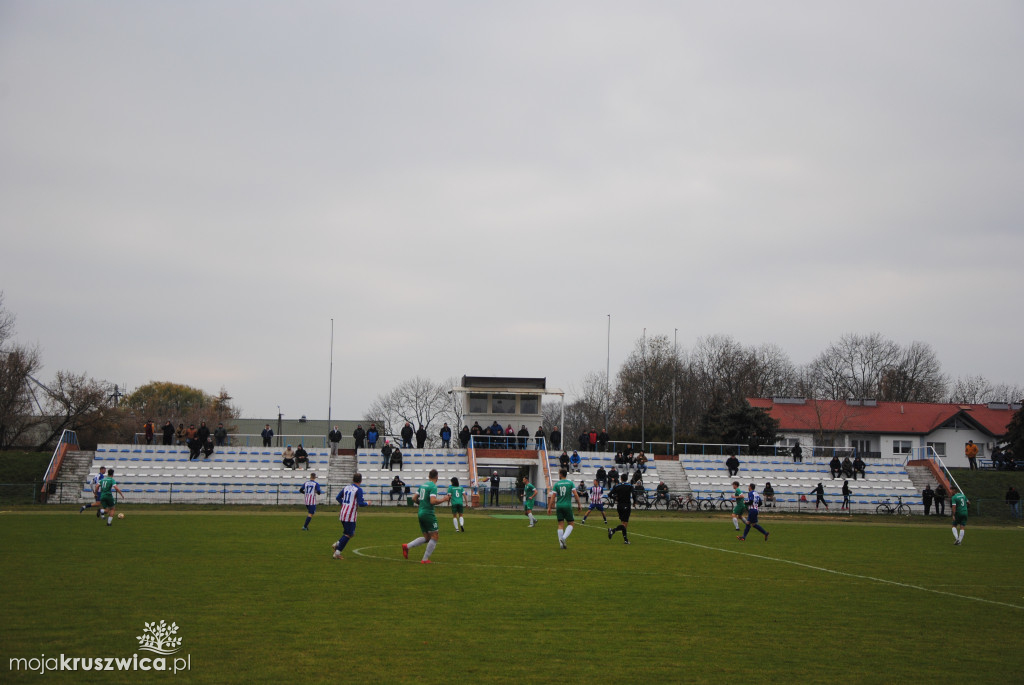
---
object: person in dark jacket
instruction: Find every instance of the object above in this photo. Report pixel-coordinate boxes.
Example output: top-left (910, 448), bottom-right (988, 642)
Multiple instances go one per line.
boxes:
top-left (261, 424), bottom-right (274, 447)
top-left (366, 424), bottom-right (379, 449)
top-left (841, 480), bottom-right (851, 510)
top-left (853, 455), bottom-right (866, 479)
top-left (202, 436), bottom-right (215, 459)
top-left (559, 451), bottom-right (570, 470)
top-left (196, 421), bottom-right (211, 446)
top-left (934, 483), bottom-right (947, 515)
top-left (400, 422), bottom-right (414, 449)
top-left (809, 482), bottom-right (829, 510)
top-left (458, 425), bottom-right (470, 448)
top-left (439, 423), bottom-right (452, 448)
top-left (295, 444), bottom-right (309, 469)
top-left (534, 427), bottom-right (546, 450)
top-left (922, 484), bottom-right (934, 515)
top-left (841, 456), bottom-right (854, 480)
top-left (352, 424), bottom-right (365, 450)
top-left (214, 423), bottom-right (228, 446)
top-left (390, 447), bottom-right (403, 471)
top-left (517, 425), bottom-right (529, 449)
top-left (328, 426), bottom-right (342, 455)
top-left (549, 428), bottom-right (561, 450)
top-left (415, 424), bottom-right (427, 448)
top-left (578, 432), bottom-right (588, 451)
top-left (829, 456), bottom-right (842, 479)
top-left (161, 421), bottom-right (175, 446)
top-left (791, 442), bottom-right (803, 463)
top-left (596, 466), bottom-right (607, 489)
top-left (381, 442), bottom-right (393, 469)
top-left (725, 452), bottom-right (740, 477)
top-left (597, 429), bottom-right (609, 452)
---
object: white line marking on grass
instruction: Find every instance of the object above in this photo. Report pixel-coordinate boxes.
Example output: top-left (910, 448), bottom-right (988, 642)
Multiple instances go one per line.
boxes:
top-left (627, 530), bottom-right (1024, 611)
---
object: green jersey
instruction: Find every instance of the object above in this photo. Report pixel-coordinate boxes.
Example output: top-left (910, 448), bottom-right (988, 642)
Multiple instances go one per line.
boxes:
top-left (100, 476), bottom-right (116, 495)
top-left (418, 481), bottom-right (438, 515)
top-left (951, 492), bottom-right (968, 515)
top-left (524, 483), bottom-right (537, 503)
top-left (449, 485), bottom-right (465, 506)
top-left (553, 479), bottom-right (575, 507)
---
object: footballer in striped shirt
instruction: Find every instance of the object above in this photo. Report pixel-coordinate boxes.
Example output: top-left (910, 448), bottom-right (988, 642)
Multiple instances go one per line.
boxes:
top-left (299, 474), bottom-right (322, 531)
top-left (333, 474), bottom-right (370, 560)
top-left (581, 479), bottom-right (608, 525)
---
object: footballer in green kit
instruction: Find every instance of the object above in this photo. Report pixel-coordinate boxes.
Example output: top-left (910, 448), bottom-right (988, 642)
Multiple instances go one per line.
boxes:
top-left (449, 477), bottom-right (467, 532)
top-left (523, 476), bottom-right (538, 527)
top-left (402, 469), bottom-right (451, 564)
top-left (950, 486), bottom-right (969, 546)
top-left (547, 468), bottom-right (581, 549)
top-left (98, 469), bottom-right (124, 527)
top-left (731, 481), bottom-right (747, 532)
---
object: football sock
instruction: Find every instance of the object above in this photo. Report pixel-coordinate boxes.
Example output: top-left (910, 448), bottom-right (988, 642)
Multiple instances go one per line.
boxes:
top-left (303, 516), bottom-right (312, 529)
top-left (459, 516), bottom-right (465, 528)
top-left (958, 530), bottom-right (965, 542)
top-left (336, 535), bottom-right (350, 552)
top-left (742, 524), bottom-right (752, 538)
top-left (951, 526), bottom-right (958, 540)
top-left (557, 530), bottom-right (563, 543)
top-left (407, 536), bottom-right (427, 549)
top-left (453, 518), bottom-right (459, 531)
top-left (622, 529), bottom-right (629, 542)
top-left (753, 524), bottom-right (767, 536)
top-left (424, 539), bottom-right (437, 560)
top-left (528, 513), bottom-right (536, 524)
top-left (563, 524), bottom-right (573, 540)
top-left (733, 518), bottom-right (740, 530)
top-left (107, 516), bottom-right (113, 525)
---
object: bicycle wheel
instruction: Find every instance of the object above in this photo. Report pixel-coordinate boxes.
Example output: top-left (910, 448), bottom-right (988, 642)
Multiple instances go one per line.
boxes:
top-left (685, 499), bottom-right (700, 511)
top-left (875, 503), bottom-right (891, 515)
top-left (700, 499), bottom-right (714, 511)
top-left (667, 499), bottom-right (680, 511)
top-left (897, 503), bottom-right (912, 516)
top-left (718, 500), bottom-right (731, 512)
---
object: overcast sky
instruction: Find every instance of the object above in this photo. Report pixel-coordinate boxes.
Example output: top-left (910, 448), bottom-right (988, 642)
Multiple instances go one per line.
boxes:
top-left (2, 1), bottom-right (1022, 422)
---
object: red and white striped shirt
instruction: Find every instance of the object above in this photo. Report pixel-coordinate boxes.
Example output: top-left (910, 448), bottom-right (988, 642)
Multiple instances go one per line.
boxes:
top-left (589, 485), bottom-right (603, 502)
top-left (337, 483), bottom-right (367, 522)
top-left (300, 480), bottom-right (321, 505)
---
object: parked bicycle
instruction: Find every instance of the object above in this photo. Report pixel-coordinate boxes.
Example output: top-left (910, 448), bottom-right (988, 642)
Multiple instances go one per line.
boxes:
top-left (701, 492), bottom-right (733, 512)
top-left (875, 495), bottom-right (912, 515)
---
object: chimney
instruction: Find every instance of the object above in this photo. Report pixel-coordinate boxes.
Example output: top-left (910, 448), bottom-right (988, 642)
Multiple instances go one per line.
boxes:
top-left (900, 405), bottom-right (904, 414)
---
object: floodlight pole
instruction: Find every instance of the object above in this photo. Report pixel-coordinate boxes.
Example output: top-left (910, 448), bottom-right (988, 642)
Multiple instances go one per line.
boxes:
top-left (641, 327), bottom-right (646, 450)
top-left (328, 318), bottom-right (334, 426)
top-left (605, 314), bottom-right (611, 429)
top-left (672, 328), bottom-right (677, 455)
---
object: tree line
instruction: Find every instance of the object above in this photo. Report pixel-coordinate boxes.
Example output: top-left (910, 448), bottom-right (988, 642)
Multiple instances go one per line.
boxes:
top-left (364, 332), bottom-right (1023, 449)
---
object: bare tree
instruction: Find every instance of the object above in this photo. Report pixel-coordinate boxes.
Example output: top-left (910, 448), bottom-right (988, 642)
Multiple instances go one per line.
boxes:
top-left (808, 332), bottom-right (902, 399)
top-left (36, 371), bottom-right (114, 449)
top-left (947, 375), bottom-right (1024, 404)
top-left (364, 376), bottom-right (450, 445)
top-left (0, 295), bottom-right (46, 449)
top-left (879, 341), bottom-right (947, 402)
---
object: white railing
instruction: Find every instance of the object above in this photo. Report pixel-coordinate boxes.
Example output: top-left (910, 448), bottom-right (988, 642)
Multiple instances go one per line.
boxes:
top-left (911, 446), bottom-right (963, 495)
top-left (41, 430), bottom-right (79, 500)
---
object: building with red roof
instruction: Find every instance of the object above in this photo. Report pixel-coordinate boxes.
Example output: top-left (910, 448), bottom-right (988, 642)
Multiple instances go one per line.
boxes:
top-left (747, 397), bottom-right (1019, 468)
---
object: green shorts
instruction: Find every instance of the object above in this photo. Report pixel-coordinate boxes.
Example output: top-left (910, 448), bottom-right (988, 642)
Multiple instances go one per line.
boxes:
top-left (732, 503), bottom-right (747, 516)
top-left (451, 504), bottom-right (464, 515)
top-left (100, 494), bottom-right (115, 508)
top-left (954, 512), bottom-right (968, 526)
top-left (524, 499), bottom-right (535, 511)
top-left (555, 505), bottom-right (574, 523)
top-left (418, 513), bottom-right (439, 534)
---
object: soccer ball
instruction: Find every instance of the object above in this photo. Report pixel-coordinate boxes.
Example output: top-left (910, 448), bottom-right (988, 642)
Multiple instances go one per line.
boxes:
top-left (117, 513), bottom-right (125, 519)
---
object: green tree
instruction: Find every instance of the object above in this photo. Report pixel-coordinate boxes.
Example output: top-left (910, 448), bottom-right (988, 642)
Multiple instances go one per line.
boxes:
top-left (697, 402), bottom-right (779, 448)
top-left (1005, 406), bottom-right (1024, 463)
top-left (122, 381), bottom-right (239, 437)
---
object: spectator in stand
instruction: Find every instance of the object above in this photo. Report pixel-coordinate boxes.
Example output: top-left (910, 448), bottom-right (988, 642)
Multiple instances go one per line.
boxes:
top-left (829, 455), bottom-right (842, 479)
top-left (578, 432), bottom-right (588, 452)
top-left (623, 443), bottom-right (635, 460)
top-left (489, 471), bottom-right (500, 506)
top-left (534, 426), bottom-right (546, 450)
top-left (505, 424), bottom-right (515, 449)
top-left (352, 424), bottom-right (365, 450)
top-left (517, 425), bottom-right (529, 450)
top-left (965, 440), bottom-right (979, 470)
top-left (439, 423), bottom-right (452, 449)
top-left (559, 451), bottom-right (571, 471)
top-left (196, 421), bottom-right (211, 447)
top-left (214, 422), bottom-right (228, 447)
top-left (625, 451), bottom-right (636, 471)
top-left (1007, 486), bottom-right (1021, 519)
top-left (598, 429), bottom-right (609, 452)
top-left (763, 482), bottom-right (776, 508)
top-left (654, 481), bottom-right (669, 507)
top-left (366, 424), bottom-right (379, 449)
top-left (614, 451), bottom-right (626, 467)
top-left (841, 456), bottom-right (854, 480)
top-left (809, 482), bottom-right (829, 510)
top-left (176, 423), bottom-right (186, 446)
top-left (202, 436), bottom-right (215, 459)
top-left (934, 483), bottom-right (948, 515)
top-left (596, 465), bottom-right (607, 490)
top-left (381, 441), bottom-right (393, 470)
top-left (791, 442), bottom-right (803, 463)
top-left (853, 454), bottom-right (866, 479)
top-left (636, 452), bottom-right (648, 474)
top-left (588, 429), bottom-right (598, 452)
top-left (391, 447), bottom-right (403, 471)
top-left (841, 480), bottom-right (851, 510)
top-left (282, 446), bottom-right (296, 469)
top-left (415, 424), bottom-right (427, 449)
top-left (390, 475), bottom-right (406, 502)
top-left (748, 435), bottom-right (761, 457)
top-left (400, 422), bottom-right (414, 449)
top-left (607, 466), bottom-right (620, 489)
top-left (295, 444), bottom-right (309, 470)
top-left (458, 425), bottom-right (470, 448)
top-left (161, 421), bottom-right (175, 446)
top-left (922, 484), bottom-right (934, 515)
top-left (725, 452), bottom-right (740, 477)
top-left (328, 426), bottom-right (342, 455)
top-left (143, 420), bottom-right (155, 445)
top-left (185, 424), bottom-right (199, 459)
top-left (570, 451), bottom-right (582, 474)
top-left (549, 427), bottom-right (561, 451)
top-left (490, 421), bottom-right (503, 448)
top-left (577, 480), bottom-right (588, 502)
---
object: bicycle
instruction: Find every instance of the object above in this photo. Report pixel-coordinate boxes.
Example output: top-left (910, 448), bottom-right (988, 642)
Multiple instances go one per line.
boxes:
top-left (666, 493), bottom-right (702, 512)
top-left (700, 492), bottom-right (733, 512)
top-left (875, 495), bottom-right (912, 515)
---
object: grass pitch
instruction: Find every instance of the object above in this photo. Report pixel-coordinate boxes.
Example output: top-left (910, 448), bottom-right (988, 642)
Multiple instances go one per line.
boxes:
top-left (2, 507), bottom-right (1022, 684)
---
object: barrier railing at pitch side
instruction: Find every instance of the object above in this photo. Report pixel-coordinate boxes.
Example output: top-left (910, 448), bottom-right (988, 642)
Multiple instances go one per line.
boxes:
top-left (40, 430), bottom-right (79, 502)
